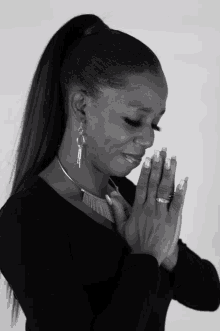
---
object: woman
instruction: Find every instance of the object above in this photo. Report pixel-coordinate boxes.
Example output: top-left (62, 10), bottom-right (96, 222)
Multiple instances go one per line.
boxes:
top-left (0, 14), bottom-right (219, 331)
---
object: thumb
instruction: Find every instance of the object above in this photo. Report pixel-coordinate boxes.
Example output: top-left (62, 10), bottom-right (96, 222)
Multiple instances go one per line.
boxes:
top-left (108, 194), bottom-right (129, 236)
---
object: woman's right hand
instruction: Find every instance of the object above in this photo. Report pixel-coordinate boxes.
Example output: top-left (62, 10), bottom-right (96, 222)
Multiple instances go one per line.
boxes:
top-left (115, 150), bottom-right (188, 266)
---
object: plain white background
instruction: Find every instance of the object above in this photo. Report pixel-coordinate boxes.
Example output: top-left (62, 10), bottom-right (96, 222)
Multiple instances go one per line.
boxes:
top-left (0, 0), bottom-right (219, 329)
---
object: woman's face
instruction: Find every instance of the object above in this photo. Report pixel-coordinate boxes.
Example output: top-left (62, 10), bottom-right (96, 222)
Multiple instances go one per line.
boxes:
top-left (77, 73), bottom-right (168, 178)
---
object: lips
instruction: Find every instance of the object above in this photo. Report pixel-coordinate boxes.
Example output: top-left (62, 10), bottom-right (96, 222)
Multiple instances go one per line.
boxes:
top-left (123, 154), bottom-right (142, 165)
top-left (123, 153), bottom-right (143, 161)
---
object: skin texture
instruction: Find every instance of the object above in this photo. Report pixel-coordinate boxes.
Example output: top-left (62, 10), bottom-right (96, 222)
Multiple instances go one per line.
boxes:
top-left (39, 72), bottom-right (168, 201)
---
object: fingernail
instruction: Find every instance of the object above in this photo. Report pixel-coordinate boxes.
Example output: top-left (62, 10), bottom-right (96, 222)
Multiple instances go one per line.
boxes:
top-left (165, 158), bottom-right (171, 170)
top-left (179, 179), bottom-right (185, 190)
top-left (154, 150), bottom-right (160, 162)
top-left (144, 157), bottom-right (151, 168)
top-left (161, 147), bottom-right (167, 153)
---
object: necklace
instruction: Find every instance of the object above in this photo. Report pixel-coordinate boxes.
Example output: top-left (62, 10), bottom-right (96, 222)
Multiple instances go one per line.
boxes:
top-left (57, 156), bottom-right (127, 223)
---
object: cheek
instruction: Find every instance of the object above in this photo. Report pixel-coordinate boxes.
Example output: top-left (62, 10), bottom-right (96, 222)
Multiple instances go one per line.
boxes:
top-left (105, 124), bottom-right (130, 145)
top-left (90, 121), bottom-right (130, 153)
top-left (102, 135), bottom-right (130, 155)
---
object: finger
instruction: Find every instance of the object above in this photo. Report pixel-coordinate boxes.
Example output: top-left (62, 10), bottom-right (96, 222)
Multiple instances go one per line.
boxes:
top-left (132, 157), bottom-right (152, 244)
top-left (169, 178), bottom-right (188, 220)
top-left (147, 150), bottom-right (163, 208)
top-left (159, 149), bottom-right (175, 206)
top-left (157, 157), bottom-right (177, 201)
top-left (159, 148), bottom-right (167, 181)
top-left (159, 149), bottom-right (176, 196)
top-left (178, 177), bottom-right (188, 216)
top-left (134, 156), bottom-right (152, 206)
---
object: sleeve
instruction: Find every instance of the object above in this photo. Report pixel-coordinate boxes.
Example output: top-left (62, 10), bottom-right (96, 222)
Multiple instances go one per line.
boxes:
top-left (0, 214), bottom-right (162, 331)
top-left (172, 239), bottom-right (220, 311)
top-left (91, 254), bottom-right (161, 330)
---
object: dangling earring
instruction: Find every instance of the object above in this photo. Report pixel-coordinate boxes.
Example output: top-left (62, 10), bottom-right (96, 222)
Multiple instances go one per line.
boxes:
top-left (76, 122), bottom-right (86, 168)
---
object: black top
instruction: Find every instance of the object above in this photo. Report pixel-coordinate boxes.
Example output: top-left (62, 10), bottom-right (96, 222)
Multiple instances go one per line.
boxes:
top-left (0, 175), bottom-right (219, 331)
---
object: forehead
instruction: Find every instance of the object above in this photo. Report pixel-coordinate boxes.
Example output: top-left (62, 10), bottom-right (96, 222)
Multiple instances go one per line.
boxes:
top-left (127, 100), bottom-right (166, 117)
top-left (95, 73), bottom-right (168, 115)
top-left (118, 73), bottom-right (168, 114)
top-left (125, 73), bottom-right (168, 100)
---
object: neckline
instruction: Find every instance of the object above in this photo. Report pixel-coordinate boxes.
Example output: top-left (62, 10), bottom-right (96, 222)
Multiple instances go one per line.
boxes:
top-left (37, 175), bottom-right (117, 231)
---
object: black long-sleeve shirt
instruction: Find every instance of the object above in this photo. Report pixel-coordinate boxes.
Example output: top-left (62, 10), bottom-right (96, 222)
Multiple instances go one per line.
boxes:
top-left (0, 175), bottom-right (219, 330)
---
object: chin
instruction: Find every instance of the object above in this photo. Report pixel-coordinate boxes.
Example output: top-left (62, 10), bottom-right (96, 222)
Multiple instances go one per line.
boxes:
top-left (107, 166), bottom-right (134, 178)
top-left (102, 155), bottom-right (139, 177)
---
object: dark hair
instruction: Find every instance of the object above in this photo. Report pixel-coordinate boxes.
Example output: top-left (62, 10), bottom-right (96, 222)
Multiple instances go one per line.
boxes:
top-left (2, 13), bottom-right (164, 326)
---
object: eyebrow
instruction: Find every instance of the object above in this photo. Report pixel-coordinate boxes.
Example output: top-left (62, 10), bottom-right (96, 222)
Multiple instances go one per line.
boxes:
top-left (128, 101), bottom-right (166, 116)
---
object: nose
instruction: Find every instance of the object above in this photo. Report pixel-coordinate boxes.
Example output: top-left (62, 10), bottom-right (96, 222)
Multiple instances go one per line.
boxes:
top-left (135, 128), bottom-right (155, 150)
top-left (136, 140), bottom-right (153, 149)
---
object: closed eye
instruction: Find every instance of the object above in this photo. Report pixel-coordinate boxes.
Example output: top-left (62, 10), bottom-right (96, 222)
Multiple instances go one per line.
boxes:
top-left (124, 118), bottom-right (162, 132)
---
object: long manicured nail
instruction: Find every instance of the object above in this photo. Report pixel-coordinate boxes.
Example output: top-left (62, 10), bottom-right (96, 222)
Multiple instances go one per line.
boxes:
top-left (154, 150), bottom-right (160, 162)
top-left (179, 179), bottom-right (185, 190)
top-left (165, 158), bottom-right (171, 170)
top-left (144, 157), bottom-right (151, 168)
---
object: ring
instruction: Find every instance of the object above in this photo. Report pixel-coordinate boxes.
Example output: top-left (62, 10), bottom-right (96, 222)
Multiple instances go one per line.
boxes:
top-left (156, 198), bottom-right (170, 204)
top-left (156, 194), bottom-right (173, 204)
